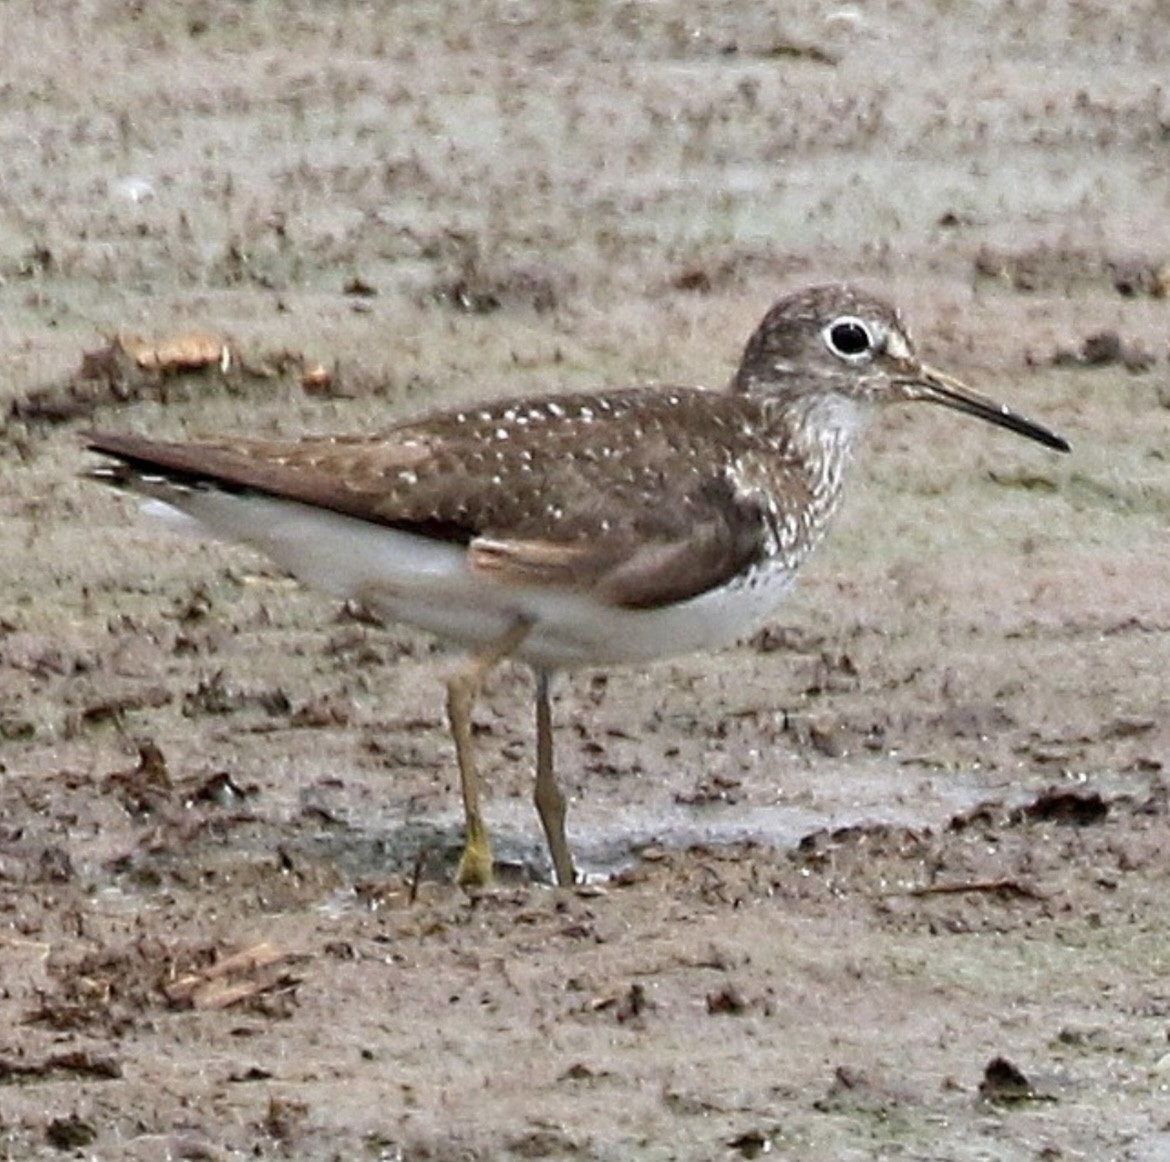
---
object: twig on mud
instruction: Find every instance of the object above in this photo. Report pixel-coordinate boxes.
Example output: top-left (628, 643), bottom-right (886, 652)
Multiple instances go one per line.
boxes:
top-left (408, 845), bottom-right (429, 904)
top-left (162, 941), bottom-right (301, 1010)
top-left (894, 878), bottom-right (1047, 900)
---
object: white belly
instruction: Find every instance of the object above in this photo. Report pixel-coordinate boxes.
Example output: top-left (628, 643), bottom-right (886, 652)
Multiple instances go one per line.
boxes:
top-left (142, 491), bottom-right (799, 670)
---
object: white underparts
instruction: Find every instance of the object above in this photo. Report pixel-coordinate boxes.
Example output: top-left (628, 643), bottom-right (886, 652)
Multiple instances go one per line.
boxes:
top-left (134, 488), bottom-right (799, 670)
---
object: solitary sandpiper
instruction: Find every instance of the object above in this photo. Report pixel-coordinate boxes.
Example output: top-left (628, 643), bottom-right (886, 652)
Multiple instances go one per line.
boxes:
top-left (86, 283), bottom-right (1069, 887)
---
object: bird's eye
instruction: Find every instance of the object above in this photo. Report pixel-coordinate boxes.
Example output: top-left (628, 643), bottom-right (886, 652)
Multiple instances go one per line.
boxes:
top-left (824, 316), bottom-right (875, 360)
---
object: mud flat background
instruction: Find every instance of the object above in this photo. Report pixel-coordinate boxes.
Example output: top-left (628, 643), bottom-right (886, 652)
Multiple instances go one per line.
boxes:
top-left (2, 3), bottom-right (1170, 1159)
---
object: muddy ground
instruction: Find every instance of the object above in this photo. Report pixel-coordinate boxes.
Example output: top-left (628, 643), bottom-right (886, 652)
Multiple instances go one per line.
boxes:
top-left (2, 3), bottom-right (1170, 1159)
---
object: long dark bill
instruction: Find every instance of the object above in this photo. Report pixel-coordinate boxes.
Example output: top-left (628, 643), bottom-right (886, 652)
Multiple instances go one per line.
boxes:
top-left (906, 366), bottom-right (1070, 453)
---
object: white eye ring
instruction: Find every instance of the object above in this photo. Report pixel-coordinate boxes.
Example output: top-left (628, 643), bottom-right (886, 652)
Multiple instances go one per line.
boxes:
top-left (823, 315), bottom-right (876, 361)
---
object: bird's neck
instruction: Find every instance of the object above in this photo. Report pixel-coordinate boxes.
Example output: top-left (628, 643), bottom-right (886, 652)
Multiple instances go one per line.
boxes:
top-left (768, 391), bottom-right (866, 537)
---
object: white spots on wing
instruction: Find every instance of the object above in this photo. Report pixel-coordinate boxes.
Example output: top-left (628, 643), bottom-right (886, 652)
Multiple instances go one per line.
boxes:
top-left (547, 402), bottom-right (565, 418)
top-left (727, 458), bottom-right (801, 564)
top-left (397, 469), bottom-right (418, 486)
top-left (578, 406), bottom-right (594, 422)
top-left (495, 427), bottom-right (509, 440)
top-left (519, 448), bottom-right (534, 462)
top-left (477, 409), bottom-right (493, 422)
top-left (491, 473), bottom-right (502, 485)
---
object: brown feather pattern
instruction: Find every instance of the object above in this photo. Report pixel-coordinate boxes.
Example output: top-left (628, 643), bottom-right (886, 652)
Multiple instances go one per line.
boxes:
top-left (88, 386), bottom-right (817, 610)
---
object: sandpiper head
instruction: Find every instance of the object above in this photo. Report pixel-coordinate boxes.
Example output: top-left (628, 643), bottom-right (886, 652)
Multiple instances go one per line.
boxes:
top-left (732, 283), bottom-right (1069, 452)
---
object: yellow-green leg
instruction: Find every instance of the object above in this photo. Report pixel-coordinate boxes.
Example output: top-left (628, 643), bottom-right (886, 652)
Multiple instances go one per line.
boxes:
top-left (446, 619), bottom-right (531, 888)
top-left (533, 670), bottom-right (576, 886)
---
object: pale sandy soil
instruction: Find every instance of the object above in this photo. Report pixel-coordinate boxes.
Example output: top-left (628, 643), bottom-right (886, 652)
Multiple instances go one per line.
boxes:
top-left (2, 3), bottom-right (1170, 1159)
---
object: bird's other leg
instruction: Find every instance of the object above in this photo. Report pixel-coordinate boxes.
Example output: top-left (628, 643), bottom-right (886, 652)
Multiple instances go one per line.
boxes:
top-left (533, 669), bottom-right (575, 886)
top-left (446, 618), bottom-right (532, 888)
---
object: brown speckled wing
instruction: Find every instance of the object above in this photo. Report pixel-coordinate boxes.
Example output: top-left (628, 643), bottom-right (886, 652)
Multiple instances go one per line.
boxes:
top-left (467, 471), bottom-right (772, 610)
top-left (87, 386), bottom-right (803, 609)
